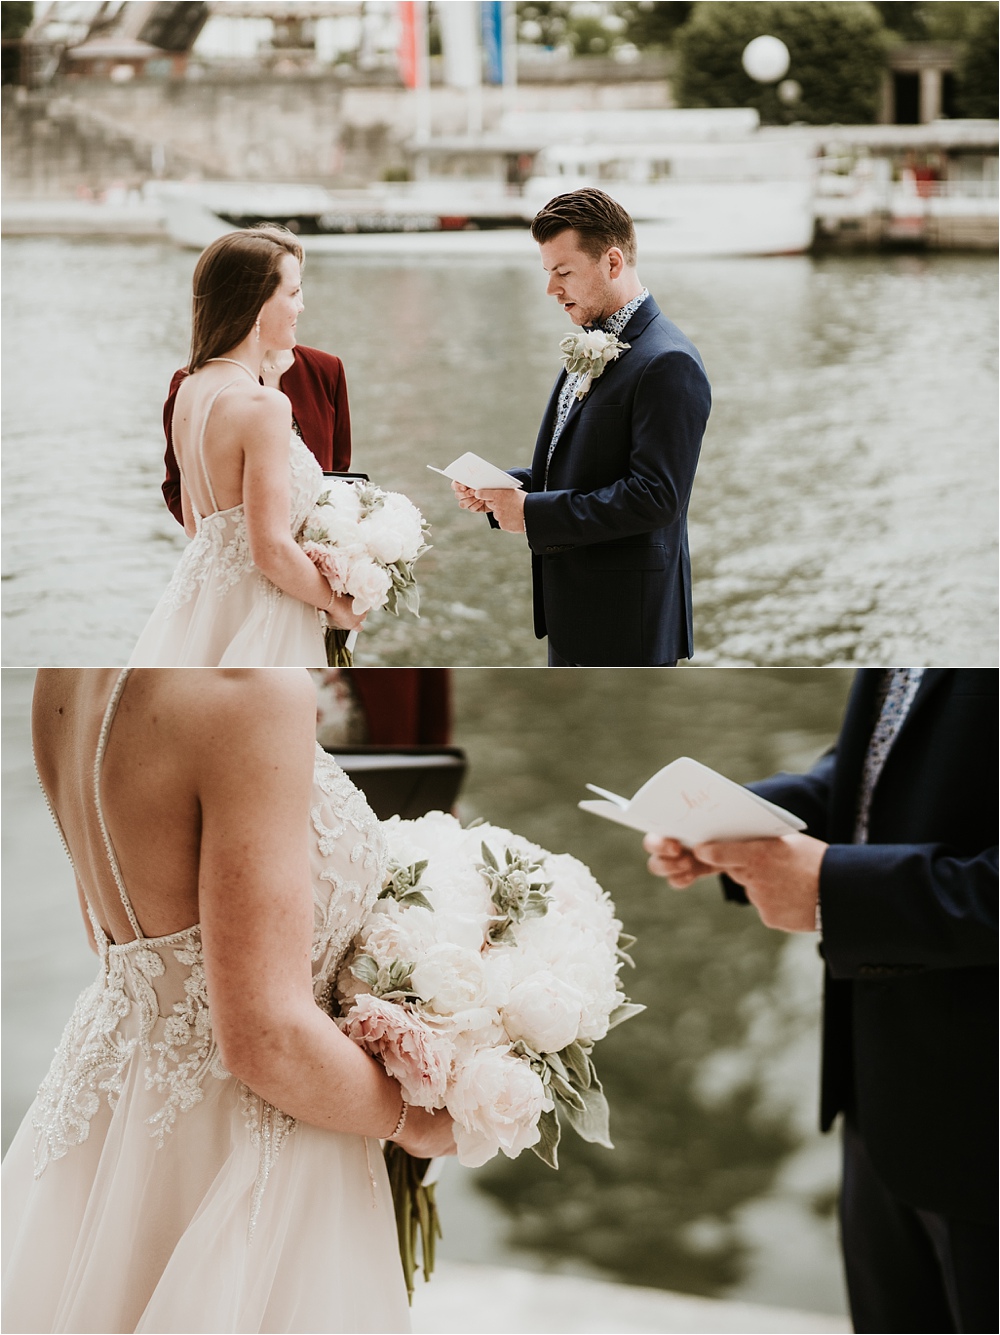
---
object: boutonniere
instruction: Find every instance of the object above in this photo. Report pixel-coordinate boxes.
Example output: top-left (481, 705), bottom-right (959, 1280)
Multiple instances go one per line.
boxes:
top-left (559, 329), bottom-right (630, 400)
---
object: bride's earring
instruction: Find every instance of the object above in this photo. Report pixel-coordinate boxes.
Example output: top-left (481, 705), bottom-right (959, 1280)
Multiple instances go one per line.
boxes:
top-left (255, 318), bottom-right (262, 340)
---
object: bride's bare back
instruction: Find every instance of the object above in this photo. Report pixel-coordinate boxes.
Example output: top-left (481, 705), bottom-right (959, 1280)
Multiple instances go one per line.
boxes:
top-left (32, 668), bottom-right (310, 944)
top-left (172, 368), bottom-right (292, 521)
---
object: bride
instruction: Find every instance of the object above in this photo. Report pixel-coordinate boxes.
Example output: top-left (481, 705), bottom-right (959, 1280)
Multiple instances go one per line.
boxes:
top-left (1, 668), bottom-right (454, 1333)
top-left (129, 227), bottom-right (362, 667)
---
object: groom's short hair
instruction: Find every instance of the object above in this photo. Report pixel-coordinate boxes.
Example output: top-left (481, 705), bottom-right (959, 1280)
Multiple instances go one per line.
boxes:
top-left (531, 188), bottom-right (637, 266)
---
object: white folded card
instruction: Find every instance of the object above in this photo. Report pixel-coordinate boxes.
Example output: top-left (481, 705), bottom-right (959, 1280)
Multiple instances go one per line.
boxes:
top-left (427, 452), bottom-right (523, 490)
top-left (579, 756), bottom-right (806, 844)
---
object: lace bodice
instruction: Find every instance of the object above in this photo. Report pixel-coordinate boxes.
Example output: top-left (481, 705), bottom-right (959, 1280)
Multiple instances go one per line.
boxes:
top-left (32, 674), bottom-right (388, 1224)
top-left (161, 430), bottom-right (324, 616)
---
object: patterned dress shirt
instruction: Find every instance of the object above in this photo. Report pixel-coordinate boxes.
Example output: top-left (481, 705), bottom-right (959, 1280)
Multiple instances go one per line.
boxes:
top-left (545, 288), bottom-right (650, 481)
top-left (854, 668), bottom-right (926, 844)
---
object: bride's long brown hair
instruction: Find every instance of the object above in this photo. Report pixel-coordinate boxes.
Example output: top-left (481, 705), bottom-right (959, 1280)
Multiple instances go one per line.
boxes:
top-left (187, 224), bottom-right (305, 373)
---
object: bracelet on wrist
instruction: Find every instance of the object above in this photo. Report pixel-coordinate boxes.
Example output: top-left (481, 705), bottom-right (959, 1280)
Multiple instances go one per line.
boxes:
top-left (388, 1097), bottom-right (408, 1141)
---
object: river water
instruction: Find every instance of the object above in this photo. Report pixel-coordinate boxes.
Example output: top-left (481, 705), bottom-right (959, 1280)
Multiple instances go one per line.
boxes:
top-left (3, 666), bottom-right (853, 1313)
top-left (1, 238), bottom-right (996, 666)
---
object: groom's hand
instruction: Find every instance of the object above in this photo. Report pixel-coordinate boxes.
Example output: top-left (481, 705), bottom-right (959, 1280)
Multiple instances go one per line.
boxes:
top-left (451, 480), bottom-right (489, 513)
top-left (692, 833), bottom-right (827, 933)
top-left (476, 487), bottom-right (526, 534)
top-left (643, 835), bottom-right (716, 888)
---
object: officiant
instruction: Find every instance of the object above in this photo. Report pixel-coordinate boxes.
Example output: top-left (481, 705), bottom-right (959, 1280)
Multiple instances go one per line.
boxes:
top-left (644, 669), bottom-right (998, 1332)
top-left (452, 188), bottom-right (711, 667)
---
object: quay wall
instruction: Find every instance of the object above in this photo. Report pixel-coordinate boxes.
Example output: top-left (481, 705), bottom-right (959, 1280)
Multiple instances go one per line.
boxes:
top-left (1, 75), bottom-right (673, 197)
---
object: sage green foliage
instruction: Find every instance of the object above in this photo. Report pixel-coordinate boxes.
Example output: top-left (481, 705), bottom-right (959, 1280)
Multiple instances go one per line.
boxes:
top-left (380, 859), bottom-right (435, 912)
top-left (454, 668), bottom-right (852, 1296)
top-left (349, 953), bottom-right (418, 1002)
top-left (675, 2), bottom-right (890, 125)
top-left (477, 842), bottom-right (551, 945)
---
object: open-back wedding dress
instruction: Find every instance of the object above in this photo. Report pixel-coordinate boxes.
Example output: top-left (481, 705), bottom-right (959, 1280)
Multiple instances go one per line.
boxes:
top-left (1, 671), bottom-right (409, 1333)
top-left (129, 381), bottom-right (327, 667)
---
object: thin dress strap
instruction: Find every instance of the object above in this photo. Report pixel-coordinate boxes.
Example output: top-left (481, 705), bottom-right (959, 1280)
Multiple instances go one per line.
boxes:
top-left (190, 380), bottom-right (244, 519)
top-left (92, 668), bottom-right (145, 942)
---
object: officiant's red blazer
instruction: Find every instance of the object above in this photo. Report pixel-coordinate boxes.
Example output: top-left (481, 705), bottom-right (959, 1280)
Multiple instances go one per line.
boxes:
top-left (161, 344), bottom-right (352, 526)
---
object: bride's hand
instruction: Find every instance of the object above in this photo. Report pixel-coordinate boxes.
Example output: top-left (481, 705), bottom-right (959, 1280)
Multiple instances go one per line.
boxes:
top-left (324, 593), bottom-right (367, 631)
top-left (392, 1105), bottom-right (457, 1158)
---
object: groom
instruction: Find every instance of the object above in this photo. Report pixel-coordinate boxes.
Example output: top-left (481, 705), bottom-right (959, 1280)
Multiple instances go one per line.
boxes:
top-left (453, 187), bottom-right (711, 666)
top-left (645, 669), bottom-right (998, 1332)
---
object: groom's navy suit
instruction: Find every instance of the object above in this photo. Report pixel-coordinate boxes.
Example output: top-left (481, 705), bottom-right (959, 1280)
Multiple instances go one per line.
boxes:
top-left (507, 298), bottom-right (710, 666)
top-left (724, 669), bottom-right (997, 1329)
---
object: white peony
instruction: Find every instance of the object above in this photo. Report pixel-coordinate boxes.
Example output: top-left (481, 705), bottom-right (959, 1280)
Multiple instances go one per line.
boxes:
top-left (502, 971), bottom-right (584, 1055)
top-left (358, 508), bottom-right (406, 565)
top-left (447, 1046), bottom-right (553, 1167)
top-left (346, 558), bottom-right (392, 614)
top-left (410, 943), bottom-right (490, 1016)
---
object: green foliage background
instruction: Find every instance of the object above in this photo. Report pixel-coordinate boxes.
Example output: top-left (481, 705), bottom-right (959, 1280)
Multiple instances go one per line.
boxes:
top-left (674, 2), bottom-right (890, 125)
top-left (453, 669), bottom-right (852, 1295)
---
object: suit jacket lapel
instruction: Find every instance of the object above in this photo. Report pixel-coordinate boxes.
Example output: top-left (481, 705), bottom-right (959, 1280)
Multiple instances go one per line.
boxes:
top-left (541, 297), bottom-right (662, 478)
top-left (833, 668), bottom-right (949, 840)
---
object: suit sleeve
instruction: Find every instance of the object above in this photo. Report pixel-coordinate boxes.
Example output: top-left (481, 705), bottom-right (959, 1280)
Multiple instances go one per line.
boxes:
top-left (818, 842), bottom-right (997, 978)
top-left (722, 755), bottom-right (998, 978)
top-left (522, 350), bottom-right (710, 551)
top-left (162, 368), bottom-right (188, 527)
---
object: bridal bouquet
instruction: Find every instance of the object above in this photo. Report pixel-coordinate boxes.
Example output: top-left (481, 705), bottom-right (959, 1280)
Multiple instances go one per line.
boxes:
top-left (335, 811), bottom-right (643, 1298)
top-left (300, 480), bottom-right (430, 666)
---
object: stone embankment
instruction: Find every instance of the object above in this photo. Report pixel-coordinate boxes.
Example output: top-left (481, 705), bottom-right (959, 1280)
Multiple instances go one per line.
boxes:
top-left (1, 73), bottom-right (672, 198)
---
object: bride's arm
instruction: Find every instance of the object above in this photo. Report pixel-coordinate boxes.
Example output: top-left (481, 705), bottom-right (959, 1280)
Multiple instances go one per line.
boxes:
top-left (195, 670), bottom-right (452, 1156)
top-left (241, 394), bottom-right (364, 631)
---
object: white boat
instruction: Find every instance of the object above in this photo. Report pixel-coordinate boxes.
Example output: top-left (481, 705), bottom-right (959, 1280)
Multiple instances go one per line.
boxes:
top-left (156, 108), bottom-right (818, 258)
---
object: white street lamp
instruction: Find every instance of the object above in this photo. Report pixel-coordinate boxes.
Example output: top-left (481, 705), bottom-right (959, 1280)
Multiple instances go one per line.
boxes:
top-left (741, 35), bottom-right (790, 84)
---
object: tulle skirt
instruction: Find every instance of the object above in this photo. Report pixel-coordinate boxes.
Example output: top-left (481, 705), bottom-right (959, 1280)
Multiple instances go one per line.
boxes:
top-left (128, 566), bottom-right (326, 668)
top-left (1, 1062), bottom-right (410, 1333)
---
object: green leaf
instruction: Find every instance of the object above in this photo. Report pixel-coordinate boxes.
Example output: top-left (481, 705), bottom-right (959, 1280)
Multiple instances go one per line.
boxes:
top-left (548, 1070), bottom-right (586, 1111)
top-left (399, 889), bottom-right (434, 911)
top-left (560, 1041), bottom-right (591, 1089)
top-left (560, 1082), bottom-right (613, 1148)
top-left (545, 1050), bottom-right (568, 1081)
top-left (480, 842), bottom-right (499, 871)
top-left (531, 1107), bottom-right (561, 1169)
top-left (349, 954), bottom-right (379, 987)
top-left (607, 1000), bottom-right (646, 1030)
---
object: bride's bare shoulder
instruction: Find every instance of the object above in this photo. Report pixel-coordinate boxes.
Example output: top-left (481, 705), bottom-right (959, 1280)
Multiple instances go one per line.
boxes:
top-left (167, 669), bottom-right (315, 733)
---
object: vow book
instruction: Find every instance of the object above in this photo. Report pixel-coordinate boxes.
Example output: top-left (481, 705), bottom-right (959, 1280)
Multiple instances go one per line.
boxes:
top-left (579, 757), bottom-right (806, 845)
top-left (427, 452), bottom-right (523, 490)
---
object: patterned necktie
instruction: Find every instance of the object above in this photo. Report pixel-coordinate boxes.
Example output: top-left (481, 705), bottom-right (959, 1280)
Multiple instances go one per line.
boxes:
top-left (854, 668), bottom-right (925, 843)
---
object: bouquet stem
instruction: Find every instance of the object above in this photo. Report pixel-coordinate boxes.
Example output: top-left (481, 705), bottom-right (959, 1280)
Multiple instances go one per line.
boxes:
top-left (384, 1143), bottom-right (442, 1304)
top-left (324, 627), bottom-right (354, 667)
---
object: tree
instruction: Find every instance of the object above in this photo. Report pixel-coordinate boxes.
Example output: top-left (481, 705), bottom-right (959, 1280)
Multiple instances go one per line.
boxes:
top-left (1, 0), bottom-right (33, 86)
top-left (613, 2), bottom-right (694, 49)
top-left (955, 2), bottom-right (999, 116)
top-left (674, 2), bottom-right (890, 125)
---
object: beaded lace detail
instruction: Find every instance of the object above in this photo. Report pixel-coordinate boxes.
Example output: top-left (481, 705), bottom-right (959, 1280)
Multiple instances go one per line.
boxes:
top-left (162, 430), bottom-right (323, 615)
top-left (31, 671), bottom-right (387, 1230)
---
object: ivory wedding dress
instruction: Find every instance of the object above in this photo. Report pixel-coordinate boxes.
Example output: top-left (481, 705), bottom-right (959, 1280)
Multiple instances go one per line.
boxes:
top-left (129, 381), bottom-right (327, 667)
top-left (1, 671), bottom-right (410, 1334)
